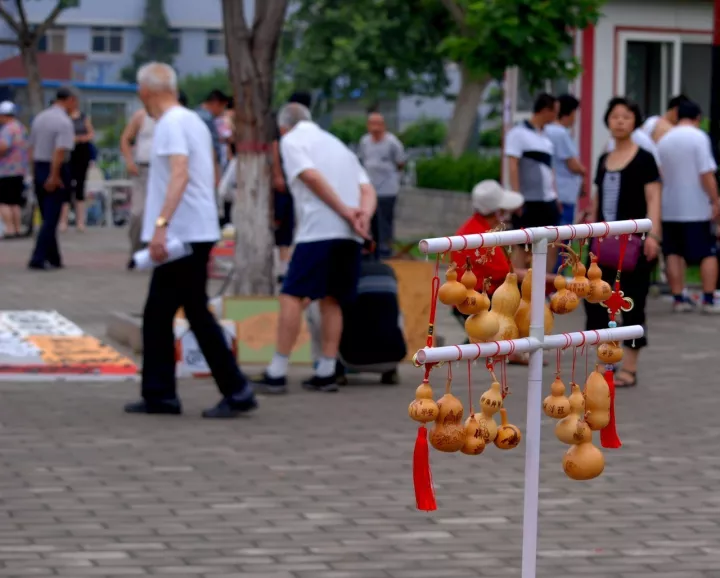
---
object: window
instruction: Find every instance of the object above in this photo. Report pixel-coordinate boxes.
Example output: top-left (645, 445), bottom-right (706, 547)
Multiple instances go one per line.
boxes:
top-left (206, 29), bottom-right (224, 56)
top-left (169, 28), bottom-right (182, 55)
top-left (91, 27), bottom-right (124, 54)
top-left (37, 27), bottom-right (66, 53)
top-left (89, 101), bottom-right (126, 131)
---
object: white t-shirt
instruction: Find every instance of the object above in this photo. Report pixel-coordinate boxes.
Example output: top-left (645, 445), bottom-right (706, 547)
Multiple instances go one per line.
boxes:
top-left (141, 106), bottom-right (220, 243)
top-left (641, 116), bottom-right (660, 140)
top-left (606, 129), bottom-right (661, 167)
top-left (281, 121), bottom-right (370, 244)
top-left (504, 121), bottom-right (556, 202)
top-left (657, 124), bottom-right (718, 222)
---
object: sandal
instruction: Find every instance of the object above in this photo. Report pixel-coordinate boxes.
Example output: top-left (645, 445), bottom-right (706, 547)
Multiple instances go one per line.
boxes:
top-left (614, 369), bottom-right (637, 388)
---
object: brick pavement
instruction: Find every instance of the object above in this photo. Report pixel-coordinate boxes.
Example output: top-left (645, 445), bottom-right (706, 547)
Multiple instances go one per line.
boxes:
top-left (1, 228), bottom-right (720, 577)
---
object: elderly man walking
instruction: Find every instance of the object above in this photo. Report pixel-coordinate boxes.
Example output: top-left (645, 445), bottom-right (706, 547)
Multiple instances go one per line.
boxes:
top-left (27, 87), bottom-right (76, 270)
top-left (254, 103), bottom-right (377, 393)
top-left (123, 62), bottom-right (257, 419)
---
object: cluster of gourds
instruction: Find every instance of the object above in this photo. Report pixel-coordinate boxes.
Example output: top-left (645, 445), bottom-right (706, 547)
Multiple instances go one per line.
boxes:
top-left (549, 246), bottom-right (613, 314)
top-left (543, 366), bottom-right (611, 480)
top-left (408, 376), bottom-right (522, 455)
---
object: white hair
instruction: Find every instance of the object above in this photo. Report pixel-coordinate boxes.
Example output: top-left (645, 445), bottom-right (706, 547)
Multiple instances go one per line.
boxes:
top-left (136, 62), bottom-right (178, 93)
top-left (277, 103), bottom-right (312, 129)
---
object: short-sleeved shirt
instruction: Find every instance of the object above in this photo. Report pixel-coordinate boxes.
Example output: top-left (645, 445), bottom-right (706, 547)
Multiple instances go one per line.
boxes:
top-left (606, 129), bottom-right (661, 168)
top-left (281, 121), bottom-right (369, 244)
top-left (545, 123), bottom-right (582, 205)
top-left (28, 105), bottom-right (74, 162)
top-left (357, 133), bottom-right (405, 197)
top-left (0, 119), bottom-right (29, 178)
top-left (141, 106), bottom-right (220, 243)
top-left (657, 124), bottom-right (718, 222)
top-left (641, 115), bottom-right (660, 140)
top-left (594, 148), bottom-right (660, 222)
top-left (504, 120), bottom-right (556, 201)
top-left (451, 213), bottom-right (510, 295)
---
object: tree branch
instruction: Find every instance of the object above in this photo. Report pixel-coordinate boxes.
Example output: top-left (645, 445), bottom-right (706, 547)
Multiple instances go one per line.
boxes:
top-left (0, 3), bottom-right (21, 36)
top-left (0, 37), bottom-right (18, 46)
top-left (13, 0), bottom-right (28, 32)
top-left (34, 0), bottom-right (69, 41)
top-left (439, 0), bottom-right (467, 32)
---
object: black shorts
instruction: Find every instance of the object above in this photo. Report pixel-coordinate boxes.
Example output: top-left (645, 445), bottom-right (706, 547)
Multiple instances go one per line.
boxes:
top-left (0, 175), bottom-right (26, 206)
top-left (282, 239), bottom-right (362, 304)
top-left (273, 189), bottom-right (295, 247)
top-left (513, 200), bottom-right (560, 229)
top-left (662, 221), bottom-right (717, 265)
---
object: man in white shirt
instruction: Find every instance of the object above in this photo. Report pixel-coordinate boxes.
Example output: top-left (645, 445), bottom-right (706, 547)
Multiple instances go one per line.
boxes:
top-left (124, 62), bottom-right (257, 419)
top-left (642, 94), bottom-right (689, 143)
top-left (657, 100), bottom-right (720, 314)
top-left (254, 103), bottom-right (377, 394)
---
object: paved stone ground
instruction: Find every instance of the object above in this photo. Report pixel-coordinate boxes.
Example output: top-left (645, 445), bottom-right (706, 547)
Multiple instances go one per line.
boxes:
top-left (2, 228), bottom-right (720, 578)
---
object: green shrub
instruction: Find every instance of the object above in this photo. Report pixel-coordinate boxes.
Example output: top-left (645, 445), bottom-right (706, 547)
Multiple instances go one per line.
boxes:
top-left (400, 117), bottom-right (447, 148)
top-left (479, 126), bottom-right (502, 148)
top-left (415, 154), bottom-right (501, 192)
top-left (329, 116), bottom-right (366, 145)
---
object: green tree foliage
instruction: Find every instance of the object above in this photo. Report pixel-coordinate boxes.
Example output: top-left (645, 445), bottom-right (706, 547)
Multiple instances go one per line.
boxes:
top-left (400, 118), bottom-right (447, 149)
top-left (178, 69), bottom-right (232, 108)
top-left (121, 0), bottom-right (175, 83)
top-left (328, 116), bottom-right (366, 145)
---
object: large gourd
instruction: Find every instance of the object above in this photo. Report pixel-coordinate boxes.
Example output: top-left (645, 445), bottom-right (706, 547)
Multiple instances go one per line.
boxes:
top-left (465, 280), bottom-right (499, 342)
top-left (490, 272), bottom-right (521, 341)
top-left (457, 258), bottom-right (486, 315)
top-left (408, 380), bottom-right (439, 424)
top-left (583, 367), bottom-right (611, 430)
top-left (564, 246), bottom-right (590, 299)
top-left (549, 275), bottom-right (579, 314)
top-left (429, 378), bottom-right (465, 452)
top-left (515, 268), bottom-right (554, 338)
top-left (555, 383), bottom-right (591, 445)
top-left (586, 254), bottom-right (612, 304)
top-left (563, 433), bottom-right (605, 480)
top-left (438, 263), bottom-right (468, 306)
top-left (543, 376), bottom-right (570, 419)
top-left (461, 412), bottom-right (486, 455)
top-left (494, 408), bottom-right (522, 450)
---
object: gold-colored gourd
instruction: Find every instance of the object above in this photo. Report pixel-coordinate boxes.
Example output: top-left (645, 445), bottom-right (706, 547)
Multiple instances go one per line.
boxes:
top-left (461, 412), bottom-right (486, 455)
top-left (438, 263), bottom-right (469, 306)
top-left (583, 367), bottom-right (611, 431)
top-left (597, 341), bottom-right (623, 364)
top-left (429, 378), bottom-right (465, 452)
top-left (514, 268), bottom-right (554, 338)
top-left (477, 381), bottom-right (503, 442)
top-left (465, 280), bottom-right (499, 342)
top-left (563, 433), bottom-right (605, 480)
top-left (494, 408), bottom-right (522, 450)
top-left (543, 376), bottom-right (571, 419)
top-left (567, 260), bottom-right (590, 299)
top-left (490, 272), bottom-right (521, 341)
top-left (586, 254), bottom-right (613, 304)
top-left (555, 383), bottom-right (591, 445)
top-left (408, 380), bottom-right (439, 423)
top-left (549, 275), bottom-right (579, 314)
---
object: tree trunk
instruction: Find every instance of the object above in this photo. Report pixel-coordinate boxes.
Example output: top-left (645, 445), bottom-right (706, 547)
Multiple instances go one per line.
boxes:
top-left (21, 46), bottom-right (44, 116)
top-left (222, 0), bottom-right (288, 296)
top-left (445, 65), bottom-right (490, 158)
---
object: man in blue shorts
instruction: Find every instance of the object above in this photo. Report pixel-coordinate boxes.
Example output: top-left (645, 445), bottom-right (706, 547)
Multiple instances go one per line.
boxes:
top-left (253, 103), bottom-right (377, 393)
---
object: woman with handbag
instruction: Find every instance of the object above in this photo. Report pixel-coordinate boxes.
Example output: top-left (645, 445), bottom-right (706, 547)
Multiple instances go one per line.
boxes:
top-left (585, 97), bottom-right (662, 387)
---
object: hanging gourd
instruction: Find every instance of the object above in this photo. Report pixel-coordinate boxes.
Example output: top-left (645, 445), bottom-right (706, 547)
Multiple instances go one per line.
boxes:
top-left (408, 380), bottom-right (440, 424)
top-left (561, 244), bottom-right (590, 299)
top-left (549, 274), bottom-right (579, 315)
top-left (543, 375), bottom-right (571, 419)
top-left (438, 263), bottom-right (468, 306)
top-left (457, 258), bottom-right (487, 315)
top-left (562, 432), bottom-right (605, 480)
top-left (490, 271), bottom-right (521, 341)
top-left (429, 378), bottom-right (465, 452)
top-left (494, 408), bottom-right (522, 450)
top-left (597, 341), bottom-right (623, 364)
top-left (515, 268), bottom-right (554, 338)
top-left (586, 253), bottom-right (613, 304)
top-left (477, 380), bottom-right (503, 443)
top-left (465, 279), bottom-right (499, 342)
top-left (461, 412), bottom-right (486, 455)
top-left (583, 367), bottom-right (611, 431)
top-left (555, 383), bottom-right (591, 445)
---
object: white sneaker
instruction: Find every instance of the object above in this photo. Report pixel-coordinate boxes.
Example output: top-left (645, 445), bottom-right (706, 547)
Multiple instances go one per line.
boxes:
top-left (701, 302), bottom-right (720, 315)
top-left (673, 301), bottom-right (695, 313)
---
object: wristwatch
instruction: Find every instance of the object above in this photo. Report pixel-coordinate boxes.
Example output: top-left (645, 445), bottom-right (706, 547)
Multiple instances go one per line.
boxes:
top-left (155, 217), bottom-right (169, 229)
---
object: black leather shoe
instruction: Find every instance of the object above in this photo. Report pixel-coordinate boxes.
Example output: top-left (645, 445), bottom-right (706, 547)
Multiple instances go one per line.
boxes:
top-left (202, 396), bottom-right (258, 418)
top-left (27, 262), bottom-right (49, 271)
top-left (250, 372), bottom-right (288, 395)
top-left (124, 399), bottom-right (182, 415)
top-left (302, 375), bottom-right (339, 392)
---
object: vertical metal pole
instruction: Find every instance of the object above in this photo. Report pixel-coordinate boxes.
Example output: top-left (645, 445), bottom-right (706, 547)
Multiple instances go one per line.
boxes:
top-left (712, 0), bottom-right (720, 289)
top-left (521, 238), bottom-right (548, 578)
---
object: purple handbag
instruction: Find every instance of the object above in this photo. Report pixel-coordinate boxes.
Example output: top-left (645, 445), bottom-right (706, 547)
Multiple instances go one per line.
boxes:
top-left (590, 235), bottom-right (642, 271)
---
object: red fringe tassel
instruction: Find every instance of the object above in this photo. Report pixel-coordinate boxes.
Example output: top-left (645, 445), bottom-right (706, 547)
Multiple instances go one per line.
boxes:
top-left (413, 425), bottom-right (437, 511)
top-left (600, 369), bottom-right (622, 449)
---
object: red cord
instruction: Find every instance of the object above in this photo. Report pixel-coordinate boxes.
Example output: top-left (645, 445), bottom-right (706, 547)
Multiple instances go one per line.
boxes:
top-left (615, 234), bottom-right (630, 291)
top-left (501, 356), bottom-right (508, 399)
top-left (426, 255), bottom-right (441, 348)
top-left (556, 348), bottom-right (561, 377)
top-left (467, 360), bottom-right (473, 414)
top-left (571, 347), bottom-right (577, 384)
top-left (447, 360), bottom-right (453, 381)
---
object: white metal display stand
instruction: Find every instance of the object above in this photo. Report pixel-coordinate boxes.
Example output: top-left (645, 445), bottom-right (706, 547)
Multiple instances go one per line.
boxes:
top-left (416, 219), bottom-right (652, 578)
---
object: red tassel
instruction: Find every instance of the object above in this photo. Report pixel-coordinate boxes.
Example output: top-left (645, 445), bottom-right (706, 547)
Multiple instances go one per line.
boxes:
top-left (413, 425), bottom-right (437, 511)
top-left (600, 369), bottom-right (622, 449)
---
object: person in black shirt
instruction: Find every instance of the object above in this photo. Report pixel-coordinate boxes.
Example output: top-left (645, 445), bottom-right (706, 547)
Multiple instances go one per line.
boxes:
top-left (585, 97), bottom-right (662, 388)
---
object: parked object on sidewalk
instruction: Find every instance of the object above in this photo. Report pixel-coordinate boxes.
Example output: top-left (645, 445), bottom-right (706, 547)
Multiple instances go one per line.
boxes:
top-left (306, 260), bottom-right (407, 384)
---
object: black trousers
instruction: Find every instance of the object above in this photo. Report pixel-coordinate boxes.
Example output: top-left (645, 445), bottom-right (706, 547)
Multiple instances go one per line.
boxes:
top-left (141, 242), bottom-right (248, 401)
top-left (29, 162), bottom-right (69, 267)
top-left (584, 256), bottom-right (653, 350)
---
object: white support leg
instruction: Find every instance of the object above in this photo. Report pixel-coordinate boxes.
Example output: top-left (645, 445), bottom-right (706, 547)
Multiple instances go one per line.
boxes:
top-left (521, 238), bottom-right (548, 578)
